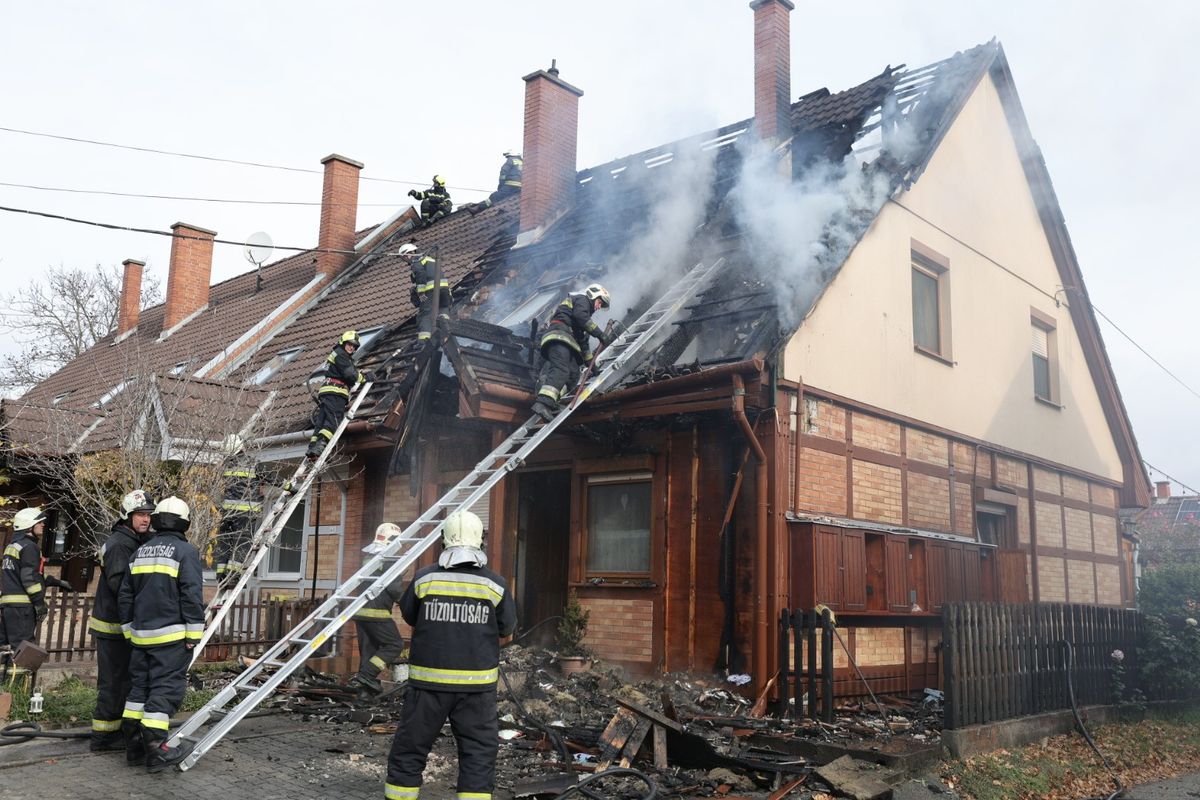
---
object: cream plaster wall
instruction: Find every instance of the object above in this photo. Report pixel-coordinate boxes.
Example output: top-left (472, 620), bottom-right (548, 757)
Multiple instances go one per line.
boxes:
top-left (782, 73), bottom-right (1123, 482)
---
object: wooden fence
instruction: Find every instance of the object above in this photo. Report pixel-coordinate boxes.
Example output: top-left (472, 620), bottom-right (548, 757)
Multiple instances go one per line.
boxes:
top-left (34, 589), bottom-right (325, 664)
top-left (943, 601), bottom-right (1142, 729)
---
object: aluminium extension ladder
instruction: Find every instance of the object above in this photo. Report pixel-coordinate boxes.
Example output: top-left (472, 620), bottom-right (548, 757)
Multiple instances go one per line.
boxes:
top-left (191, 379), bottom-right (376, 665)
top-left (170, 257), bottom-right (724, 770)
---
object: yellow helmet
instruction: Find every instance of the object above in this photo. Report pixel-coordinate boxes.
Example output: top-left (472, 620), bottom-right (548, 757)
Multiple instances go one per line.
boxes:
top-left (339, 330), bottom-right (361, 347)
top-left (432, 175), bottom-right (446, 188)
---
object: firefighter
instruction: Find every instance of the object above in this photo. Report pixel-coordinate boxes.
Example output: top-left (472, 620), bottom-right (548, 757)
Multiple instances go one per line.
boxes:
top-left (119, 496), bottom-right (204, 773)
top-left (1, 507), bottom-right (52, 648)
top-left (466, 150), bottom-right (523, 215)
top-left (88, 489), bottom-right (155, 755)
top-left (385, 510), bottom-right (517, 800)
top-left (306, 331), bottom-right (372, 459)
top-left (530, 283), bottom-right (616, 422)
top-left (349, 523), bottom-right (408, 695)
top-left (214, 435), bottom-right (268, 583)
top-left (399, 243), bottom-right (450, 343)
top-left (408, 175), bottom-right (452, 226)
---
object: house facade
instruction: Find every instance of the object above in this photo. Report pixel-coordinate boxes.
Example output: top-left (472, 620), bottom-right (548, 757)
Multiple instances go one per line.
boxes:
top-left (2, 1), bottom-right (1147, 694)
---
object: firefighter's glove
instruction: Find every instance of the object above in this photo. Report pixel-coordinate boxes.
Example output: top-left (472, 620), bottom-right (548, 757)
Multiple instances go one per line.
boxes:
top-left (281, 481), bottom-right (296, 495)
top-left (611, 320), bottom-right (627, 336)
top-left (50, 577), bottom-right (73, 592)
top-left (583, 351), bottom-right (594, 364)
top-left (364, 370), bottom-right (379, 383)
top-left (34, 602), bottom-right (48, 622)
top-left (599, 330), bottom-right (616, 347)
top-left (408, 189), bottom-right (420, 199)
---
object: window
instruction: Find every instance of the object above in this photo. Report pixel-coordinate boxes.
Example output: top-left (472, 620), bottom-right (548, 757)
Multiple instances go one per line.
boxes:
top-left (247, 346), bottom-right (305, 386)
top-left (93, 377), bottom-right (134, 409)
top-left (168, 359), bottom-right (194, 376)
top-left (356, 326), bottom-right (385, 351)
top-left (1031, 310), bottom-right (1059, 405)
top-left (51, 391), bottom-right (71, 406)
top-left (976, 502), bottom-right (1013, 549)
top-left (585, 474), bottom-right (652, 574)
top-left (268, 500), bottom-right (305, 575)
top-left (910, 243), bottom-right (952, 361)
top-left (498, 289), bottom-right (557, 328)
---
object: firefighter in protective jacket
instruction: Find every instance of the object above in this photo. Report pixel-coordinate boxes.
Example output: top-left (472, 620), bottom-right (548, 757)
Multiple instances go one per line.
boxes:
top-left (119, 496), bottom-right (204, 773)
top-left (213, 435), bottom-right (271, 582)
top-left (349, 523), bottom-right (408, 695)
top-left (399, 243), bottom-right (450, 343)
top-left (306, 331), bottom-right (371, 459)
top-left (1, 507), bottom-right (53, 648)
top-left (385, 510), bottom-right (517, 800)
top-left (530, 283), bottom-right (615, 422)
top-left (89, 489), bottom-right (155, 755)
top-left (408, 175), bottom-right (452, 226)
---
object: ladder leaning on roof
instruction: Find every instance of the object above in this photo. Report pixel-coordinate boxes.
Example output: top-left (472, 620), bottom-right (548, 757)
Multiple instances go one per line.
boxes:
top-left (190, 379), bottom-right (375, 666)
top-left (169, 257), bottom-right (724, 771)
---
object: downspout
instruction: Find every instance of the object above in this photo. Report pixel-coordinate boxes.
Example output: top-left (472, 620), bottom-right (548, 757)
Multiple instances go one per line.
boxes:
top-left (732, 373), bottom-right (769, 690)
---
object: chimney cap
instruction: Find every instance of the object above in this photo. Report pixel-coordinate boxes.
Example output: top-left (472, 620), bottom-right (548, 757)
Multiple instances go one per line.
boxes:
top-left (749, 0), bottom-right (795, 10)
top-left (321, 153), bottom-right (365, 169)
top-left (522, 64), bottom-right (584, 97)
top-left (170, 221), bottom-right (218, 236)
top-left (122, 258), bottom-right (147, 267)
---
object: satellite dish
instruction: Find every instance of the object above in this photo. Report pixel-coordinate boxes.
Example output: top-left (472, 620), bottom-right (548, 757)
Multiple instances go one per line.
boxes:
top-left (244, 231), bottom-right (274, 267)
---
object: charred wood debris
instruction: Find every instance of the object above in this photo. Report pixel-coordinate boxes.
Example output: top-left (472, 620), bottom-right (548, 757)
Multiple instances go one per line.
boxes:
top-left (195, 647), bottom-right (944, 799)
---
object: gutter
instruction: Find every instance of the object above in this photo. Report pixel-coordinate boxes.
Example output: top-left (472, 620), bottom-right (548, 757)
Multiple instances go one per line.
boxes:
top-left (732, 373), bottom-right (769, 691)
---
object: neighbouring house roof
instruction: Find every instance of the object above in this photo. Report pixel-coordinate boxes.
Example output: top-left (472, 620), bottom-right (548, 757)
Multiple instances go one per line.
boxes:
top-left (1, 40), bottom-right (1150, 507)
top-left (1132, 495), bottom-right (1200, 565)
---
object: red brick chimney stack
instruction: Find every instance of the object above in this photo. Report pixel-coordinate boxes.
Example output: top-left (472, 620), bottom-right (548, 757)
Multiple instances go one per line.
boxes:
top-left (316, 154), bottom-right (363, 279)
top-left (519, 60), bottom-right (584, 235)
top-left (163, 223), bottom-right (216, 330)
top-left (1155, 480), bottom-right (1172, 499)
top-left (116, 258), bottom-right (145, 335)
top-left (750, 0), bottom-right (794, 142)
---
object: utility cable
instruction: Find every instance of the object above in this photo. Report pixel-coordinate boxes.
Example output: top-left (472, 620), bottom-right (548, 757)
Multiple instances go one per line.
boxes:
top-left (1082, 295), bottom-right (1200, 404)
top-left (1142, 461), bottom-right (1200, 497)
top-left (0, 180), bottom-right (399, 207)
top-left (0, 125), bottom-right (491, 193)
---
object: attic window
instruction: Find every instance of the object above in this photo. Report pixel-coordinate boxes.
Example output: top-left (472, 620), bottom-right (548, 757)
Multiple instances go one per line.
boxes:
top-left (168, 359), bottom-right (194, 376)
top-left (356, 326), bottom-right (385, 351)
top-left (51, 391), bottom-right (71, 406)
top-left (93, 377), bottom-right (134, 409)
top-left (247, 346), bottom-right (305, 386)
top-left (498, 289), bottom-right (557, 328)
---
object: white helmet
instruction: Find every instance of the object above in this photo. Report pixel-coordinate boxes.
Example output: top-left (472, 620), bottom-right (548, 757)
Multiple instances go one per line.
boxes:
top-left (221, 434), bottom-right (245, 456)
top-left (504, 149), bottom-right (521, 158)
top-left (583, 283), bottom-right (611, 309)
top-left (397, 243), bottom-right (418, 257)
top-left (151, 496), bottom-right (191, 534)
top-left (364, 522), bottom-right (403, 554)
top-left (442, 510), bottom-right (483, 550)
top-left (120, 489), bottom-right (156, 518)
top-left (12, 507), bottom-right (46, 532)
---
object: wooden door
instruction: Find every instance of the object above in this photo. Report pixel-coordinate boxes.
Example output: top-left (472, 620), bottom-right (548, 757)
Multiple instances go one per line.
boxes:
top-left (996, 549), bottom-right (1030, 603)
top-left (927, 542), bottom-right (947, 611)
top-left (814, 527), bottom-right (842, 609)
top-left (841, 530), bottom-right (867, 611)
top-left (886, 536), bottom-right (911, 612)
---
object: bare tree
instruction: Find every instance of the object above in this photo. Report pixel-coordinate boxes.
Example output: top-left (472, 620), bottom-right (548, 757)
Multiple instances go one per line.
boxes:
top-left (0, 264), bottom-right (162, 396)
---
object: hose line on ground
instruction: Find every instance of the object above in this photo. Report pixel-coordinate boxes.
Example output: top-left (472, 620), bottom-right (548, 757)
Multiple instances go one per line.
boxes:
top-left (550, 767), bottom-right (658, 800)
top-left (1062, 640), bottom-right (1125, 800)
top-left (0, 722), bottom-right (91, 746)
top-left (499, 664), bottom-right (572, 765)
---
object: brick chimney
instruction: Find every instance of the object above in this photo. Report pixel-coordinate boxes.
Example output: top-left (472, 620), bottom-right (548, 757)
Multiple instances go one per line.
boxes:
top-left (750, 0), bottom-right (794, 142)
top-left (519, 61), bottom-right (583, 235)
top-left (316, 154), bottom-right (363, 279)
top-left (116, 258), bottom-right (145, 336)
top-left (163, 223), bottom-right (216, 331)
top-left (1156, 480), bottom-right (1172, 500)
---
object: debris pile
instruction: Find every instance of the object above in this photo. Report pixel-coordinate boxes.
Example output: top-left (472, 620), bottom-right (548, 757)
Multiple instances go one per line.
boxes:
top-left (245, 646), bottom-right (944, 798)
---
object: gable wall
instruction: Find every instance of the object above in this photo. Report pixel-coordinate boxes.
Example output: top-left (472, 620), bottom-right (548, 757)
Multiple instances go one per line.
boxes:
top-left (782, 73), bottom-right (1123, 484)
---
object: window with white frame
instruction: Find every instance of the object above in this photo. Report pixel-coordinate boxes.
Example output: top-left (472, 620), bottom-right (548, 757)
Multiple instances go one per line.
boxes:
top-left (268, 500), bottom-right (305, 575)
top-left (247, 346), bottom-right (305, 386)
top-left (911, 243), bottom-right (952, 361)
top-left (51, 391), bottom-right (71, 406)
top-left (585, 473), bottom-right (652, 575)
top-left (1031, 309), bottom-right (1059, 405)
top-left (93, 377), bottom-right (134, 409)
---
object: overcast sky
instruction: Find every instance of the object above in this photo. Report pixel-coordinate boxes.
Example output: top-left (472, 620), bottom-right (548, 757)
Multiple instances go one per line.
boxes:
top-left (2, 0), bottom-right (1197, 492)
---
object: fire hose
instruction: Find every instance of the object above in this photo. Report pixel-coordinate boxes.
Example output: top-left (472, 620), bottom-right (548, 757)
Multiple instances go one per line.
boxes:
top-left (550, 767), bottom-right (658, 800)
top-left (814, 604), bottom-right (892, 736)
top-left (1063, 640), bottom-right (1125, 800)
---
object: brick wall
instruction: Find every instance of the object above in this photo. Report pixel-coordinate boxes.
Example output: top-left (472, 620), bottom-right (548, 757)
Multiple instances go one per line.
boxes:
top-left (851, 460), bottom-right (902, 524)
top-left (906, 429), bottom-right (948, 466)
top-left (852, 413), bottom-right (901, 456)
top-left (953, 481), bottom-right (974, 535)
top-left (117, 258), bottom-right (144, 334)
top-left (805, 398), bottom-right (846, 440)
top-left (309, 478), bottom-right (344, 527)
top-left (1038, 557), bottom-right (1067, 602)
top-left (1035, 500), bottom-right (1065, 548)
top-left (908, 472), bottom-right (951, 531)
top-left (853, 627), bottom-right (905, 667)
top-left (1066, 559), bottom-right (1096, 604)
top-left (520, 67), bottom-right (582, 234)
top-left (315, 154), bottom-right (362, 279)
top-left (1016, 496), bottom-right (1031, 545)
top-left (996, 456), bottom-right (1027, 488)
top-left (1063, 506), bottom-right (1093, 552)
top-left (796, 448), bottom-right (846, 515)
top-left (751, 0), bottom-right (793, 140)
top-left (579, 597), bottom-right (653, 664)
top-left (1063, 474), bottom-right (1090, 503)
top-left (1092, 513), bottom-right (1120, 557)
top-left (164, 222), bottom-right (215, 330)
top-left (304, 532), bottom-right (342, 582)
top-left (1090, 483), bottom-right (1117, 508)
top-left (1096, 563), bottom-right (1122, 605)
top-left (1033, 466), bottom-right (1061, 495)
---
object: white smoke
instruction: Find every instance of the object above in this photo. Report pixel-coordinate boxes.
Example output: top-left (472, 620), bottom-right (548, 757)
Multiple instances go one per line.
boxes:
top-left (730, 141), bottom-right (892, 331)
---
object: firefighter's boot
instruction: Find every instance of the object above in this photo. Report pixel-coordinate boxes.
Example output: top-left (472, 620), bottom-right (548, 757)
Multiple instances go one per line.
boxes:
top-left (350, 672), bottom-right (383, 695)
top-left (123, 720), bottom-right (146, 766)
top-left (90, 729), bottom-right (124, 752)
top-left (143, 728), bottom-right (190, 774)
top-left (530, 400), bottom-right (556, 423)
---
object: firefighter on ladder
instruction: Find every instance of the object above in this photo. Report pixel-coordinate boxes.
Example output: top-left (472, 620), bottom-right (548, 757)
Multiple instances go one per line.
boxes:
top-left (88, 489), bottom-right (155, 755)
top-left (213, 435), bottom-right (283, 583)
top-left (408, 175), bottom-right (452, 226)
top-left (119, 496), bottom-right (205, 772)
top-left (349, 523), bottom-right (409, 695)
top-left (399, 243), bottom-right (450, 343)
top-left (530, 283), bottom-right (616, 422)
top-left (384, 510), bottom-right (517, 800)
top-left (307, 331), bottom-right (373, 460)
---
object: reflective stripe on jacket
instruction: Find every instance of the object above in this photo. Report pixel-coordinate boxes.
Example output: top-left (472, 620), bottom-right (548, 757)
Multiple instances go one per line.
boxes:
top-left (118, 530), bottom-right (204, 648)
top-left (1, 533), bottom-right (45, 608)
top-left (89, 522), bottom-right (142, 639)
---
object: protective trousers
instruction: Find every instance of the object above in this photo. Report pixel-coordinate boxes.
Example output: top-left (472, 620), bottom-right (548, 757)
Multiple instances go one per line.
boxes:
top-left (416, 289), bottom-right (451, 341)
top-left (123, 642), bottom-right (189, 737)
top-left (385, 687), bottom-right (499, 799)
top-left (214, 515), bottom-right (254, 579)
top-left (0, 606), bottom-right (37, 647)
top-left (356, 619), bottom-right (406, 679)
top-left (310, 392), bottom-right (349, 448)
top-left (92, 635), bottom-right (133, 739)
top-left (534, 341), bottom-right (581, 407)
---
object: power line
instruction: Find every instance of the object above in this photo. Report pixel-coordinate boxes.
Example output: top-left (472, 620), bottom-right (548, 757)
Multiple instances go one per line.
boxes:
top-left (0, 204), bottom-right (361, 254)
top-left (0, 125), bottom-right (492, 194)
top-left (1081, 294), bottom-right (1200, 404)
top-left (0, 179), bottom-right (400, 207)
top-left (1144, 461), bottom-right (1200, 497)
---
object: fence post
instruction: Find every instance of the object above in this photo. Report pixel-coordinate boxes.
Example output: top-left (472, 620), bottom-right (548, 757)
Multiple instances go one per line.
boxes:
top-left (821, 607), bottom-right (834, 724)
top-left (777, 610), bottom-right (790, 716)
top-left (943, 603), bottom-right (957, 730)
top-left (807, 608), bottom-right (818, 720)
